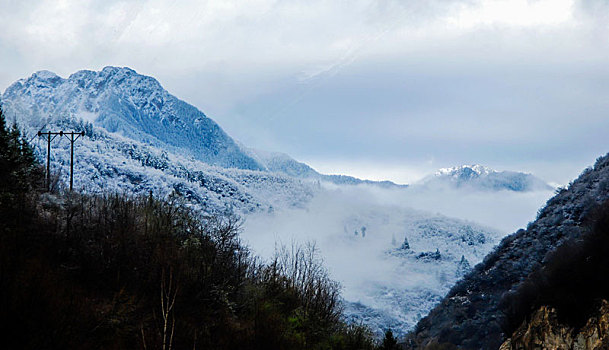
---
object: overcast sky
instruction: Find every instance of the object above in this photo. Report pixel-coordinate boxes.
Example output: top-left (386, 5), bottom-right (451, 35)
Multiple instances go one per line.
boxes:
top-left (1, 0), bottom-right (608, 185)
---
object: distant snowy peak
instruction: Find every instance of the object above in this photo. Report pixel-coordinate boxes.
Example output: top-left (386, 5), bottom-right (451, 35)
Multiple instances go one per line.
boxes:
top-left (436, 164), bottom-right (494, 178)
top-left (2, 66), bottom-right (264, 171)
top-left (422, 164), bottom-right (553, 192)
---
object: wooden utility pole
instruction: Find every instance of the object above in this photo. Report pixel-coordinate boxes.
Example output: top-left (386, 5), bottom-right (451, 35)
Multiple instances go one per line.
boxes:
top-left (37, 130), bottom-right (85, 191)
top-left (65, 131), bottom-right (85, 191)
top-left (38, 130), bottom-right (59, 191)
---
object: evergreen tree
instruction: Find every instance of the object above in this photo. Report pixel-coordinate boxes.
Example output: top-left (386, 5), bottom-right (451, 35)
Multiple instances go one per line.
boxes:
top-left (0, 106), bottom-right (42, 227)
top-left (380, 329), bottom-right (398, 350)
top-left (433, 248), bottom-right (441, 260)
top-left (0, 105), bottom-right (11, 172)
top-left (456, 255), bottom-right (471, 277)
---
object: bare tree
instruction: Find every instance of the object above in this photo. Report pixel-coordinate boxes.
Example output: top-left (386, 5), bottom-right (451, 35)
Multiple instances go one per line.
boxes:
top-left (161, 268), bottom-right (179, 350)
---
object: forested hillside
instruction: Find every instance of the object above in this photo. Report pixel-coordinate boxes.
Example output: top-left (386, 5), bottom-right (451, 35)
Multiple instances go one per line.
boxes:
top-left (405, 153), bottom-right (609, 349)
top-left (499, 199), bottom-right (609, 348)
top-left (0, 107), bottom-right (383, 350)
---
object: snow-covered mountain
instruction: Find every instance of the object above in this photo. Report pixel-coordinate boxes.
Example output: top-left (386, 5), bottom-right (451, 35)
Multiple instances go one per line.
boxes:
top-left (0, 66), bottom-right (538, 338)
top-left (0, 67), bottom-right (399, 213)
top-left (0, 68), bottom-right (331, 217)
top-left (3, 67), bottom-right (264, 170)
top-left (419, 164), bottom-right (553, 192)
top-left (2, 66), bottom-right (403, 189)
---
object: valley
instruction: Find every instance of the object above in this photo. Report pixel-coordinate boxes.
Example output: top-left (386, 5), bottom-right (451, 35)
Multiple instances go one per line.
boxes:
top-left (1, 67), bottom-right (555, 338)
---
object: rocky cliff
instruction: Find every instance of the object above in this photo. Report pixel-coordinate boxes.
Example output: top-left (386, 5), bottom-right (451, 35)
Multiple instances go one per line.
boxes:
top-left (501, 301), bottom-right (609, 350)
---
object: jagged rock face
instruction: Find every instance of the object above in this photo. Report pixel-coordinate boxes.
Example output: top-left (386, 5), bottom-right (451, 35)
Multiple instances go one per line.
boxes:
top-left (405, 154), bottom-right (609, 349)
top-left (501, 301), bottom-right (609, 350)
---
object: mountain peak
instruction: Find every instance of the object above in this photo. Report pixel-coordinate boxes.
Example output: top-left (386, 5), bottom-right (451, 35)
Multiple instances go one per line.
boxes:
top-left (423, 164), bottom-right (552, 192)
top-left (436, 164), bottom-right (494, 178)
top-left (101, 66), bottom-right (136, 74)
top-left (32, 70), bottom-right (61, 80)
top-left (25, 70), bottom-right (64, 89)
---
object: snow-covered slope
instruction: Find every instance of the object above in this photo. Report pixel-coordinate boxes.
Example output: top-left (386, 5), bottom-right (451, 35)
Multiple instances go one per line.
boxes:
top-left (1, 68), bottom-right (320, 215)
top-left (248, 148), bottom-right (405, 188)
top-left (419, 164), bottom-right (553, 192)
top-left (22, 122), bottom-right (315, 215)
top-left (248, 148), bottom-right (320, 178)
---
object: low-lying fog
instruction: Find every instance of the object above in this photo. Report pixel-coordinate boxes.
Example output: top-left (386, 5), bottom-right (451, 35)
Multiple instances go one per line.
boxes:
top-left (240, 182), bottom-right (555, 335)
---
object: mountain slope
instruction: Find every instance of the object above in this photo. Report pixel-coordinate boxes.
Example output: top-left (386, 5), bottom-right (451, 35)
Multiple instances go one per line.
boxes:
top-left (405, 154), bottom-right (609, 349)
top-left (248, 149), bottom-right (320, 178)
top-left (419, 164), bottom-right (552, 192)
top-left (2, 67), bottom-right (263, 170)
top-left (499, 198), bottom-right (609, 349)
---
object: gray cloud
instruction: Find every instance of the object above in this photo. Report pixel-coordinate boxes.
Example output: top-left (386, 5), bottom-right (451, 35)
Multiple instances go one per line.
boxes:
top-left (1, 0), bottom-right (607, 185)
